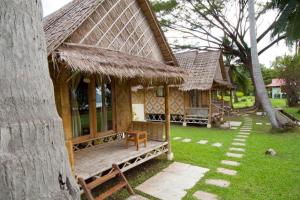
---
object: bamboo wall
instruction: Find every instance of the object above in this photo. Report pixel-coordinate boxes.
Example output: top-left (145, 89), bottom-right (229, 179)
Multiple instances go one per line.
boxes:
top-left (68, 0), bottom-right (165, 62)
top-left (132, 87), bottom-right (211, 115)
top-left (143, 87), bottom-right (185, 115)
top-left (115, 79), bottom-right (132, 132)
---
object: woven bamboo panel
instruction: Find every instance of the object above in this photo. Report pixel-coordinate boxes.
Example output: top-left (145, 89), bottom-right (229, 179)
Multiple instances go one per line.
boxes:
top-left (68, 0), bottom-right (164, 62)
top-left (169, 88), bottom-right (184, 115)
top-left (115, 80), bottom-right (132, 132)
top-left (144, 88), bottom-right (184, 115)
top-left (145, 88), bottom-right (165, 114)
top-left (132, 121), bottom-right (164, 142)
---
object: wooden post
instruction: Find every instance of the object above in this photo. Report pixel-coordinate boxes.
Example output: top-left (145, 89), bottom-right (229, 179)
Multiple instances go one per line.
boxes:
top-left (59, 76), bottom-right (75, 172)
top-left (164, 85), bottom-right (173, 160)
top-left (230, 89), bottom-right (233, 109)
top-left (208, 89), bottom-right (212, 128)
top-left (221, 90), bottom-right (224, 118)
top-left (88, 76), bottom-right (97, 137)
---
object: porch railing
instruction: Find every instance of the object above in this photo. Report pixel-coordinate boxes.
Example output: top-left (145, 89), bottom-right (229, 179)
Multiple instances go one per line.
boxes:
top-left (185, 107), bottom-right (209, 118)
top-left (131, 121), bottom-right (165, 142)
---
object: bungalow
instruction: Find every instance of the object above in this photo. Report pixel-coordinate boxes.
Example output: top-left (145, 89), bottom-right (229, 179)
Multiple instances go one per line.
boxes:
top-left (132, 50), bottom-right (233, 128)
top-left (43, 0), bottom-right (185, 181)
top-left (266, 78), bottom-right (286, 99)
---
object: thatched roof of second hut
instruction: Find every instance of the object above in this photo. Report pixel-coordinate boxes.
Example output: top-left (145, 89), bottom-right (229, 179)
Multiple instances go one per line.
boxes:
top-left (175, 51), bottom-right (229, 91)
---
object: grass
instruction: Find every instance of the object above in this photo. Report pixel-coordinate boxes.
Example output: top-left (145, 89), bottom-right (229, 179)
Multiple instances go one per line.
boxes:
top-left (227, 96), bottom-right (300, 121)
top-left (92, 115), bottom-right (300, 200)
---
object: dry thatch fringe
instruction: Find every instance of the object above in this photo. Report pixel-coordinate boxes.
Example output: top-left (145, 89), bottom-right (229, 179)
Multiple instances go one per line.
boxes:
top-left (54, 43), bottom-right (186, 85)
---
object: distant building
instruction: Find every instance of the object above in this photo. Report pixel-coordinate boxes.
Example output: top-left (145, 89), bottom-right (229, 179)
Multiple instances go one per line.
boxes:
top-left (266, 79), bottom-right (286, 99)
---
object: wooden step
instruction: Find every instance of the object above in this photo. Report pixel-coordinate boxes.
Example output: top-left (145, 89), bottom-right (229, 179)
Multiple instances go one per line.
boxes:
top-left (87, 171), bottom-right (119, 190)
top-left (96, 181), bottom-right (127, 200)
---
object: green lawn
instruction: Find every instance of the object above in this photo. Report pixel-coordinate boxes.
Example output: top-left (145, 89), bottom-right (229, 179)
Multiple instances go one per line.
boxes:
top-left (97, 115), bottom-right (300, 200)
top-left (229, 96), bottom-right (300, 121)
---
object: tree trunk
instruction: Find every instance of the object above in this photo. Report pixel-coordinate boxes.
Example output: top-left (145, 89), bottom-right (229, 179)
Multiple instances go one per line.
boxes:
top-left (248, 0), bottom-right (280, 129)
top-left (245, 61), bottom-right (262, 109)
top-left (0, 1), bottom-right (80, 199)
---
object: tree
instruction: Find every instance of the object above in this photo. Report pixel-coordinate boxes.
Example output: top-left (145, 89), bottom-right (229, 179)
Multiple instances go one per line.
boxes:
top-left (273, 54), bottom-right (300, 106)
top-left (248, 0), bottom-right (280, 129)
top-left (151, 0), bottom-right (286, 107)
top-left (270, 0), bottom-right (300, 43)
top-left (0, 1), bottom-right (79, 199)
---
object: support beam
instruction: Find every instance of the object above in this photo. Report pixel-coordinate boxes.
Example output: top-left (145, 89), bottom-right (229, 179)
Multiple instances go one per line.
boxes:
top-left (164, 85), bottom-right (173, 160)
top-left (60, 75), bottom-right (75, 171)
top-left (207, 89), bottom-right (212, 128)
top-left (89, 76), bottom-right (97, 137)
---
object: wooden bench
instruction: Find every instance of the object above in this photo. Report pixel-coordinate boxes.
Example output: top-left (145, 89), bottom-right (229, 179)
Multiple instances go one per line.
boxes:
top-left (125, 130), bottom-right (147, 151)
top-left (78, 164), bottom-right (135, 200)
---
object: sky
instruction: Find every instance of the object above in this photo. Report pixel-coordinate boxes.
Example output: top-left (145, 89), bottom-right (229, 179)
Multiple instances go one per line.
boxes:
top-left (41, 0), bottom-right (294, 67)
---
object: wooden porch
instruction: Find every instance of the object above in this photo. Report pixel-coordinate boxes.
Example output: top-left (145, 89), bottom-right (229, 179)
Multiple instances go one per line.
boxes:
top-left (74, 139), bottom-right (168, 180)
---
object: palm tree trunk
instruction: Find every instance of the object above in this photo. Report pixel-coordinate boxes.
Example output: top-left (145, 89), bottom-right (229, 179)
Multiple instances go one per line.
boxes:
top-left (0, 1), bottom-right (80, 199)
top-left (248, 0), bottom-right (280, 129)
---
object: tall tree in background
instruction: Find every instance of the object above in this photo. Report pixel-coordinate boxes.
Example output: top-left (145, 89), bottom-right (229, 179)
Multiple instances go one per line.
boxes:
top-left (0, 1), bottom-right (79, 199)
top-left (151, 0), bottom-right (286, 107)
top-left (248, 0), bottom-right (280, 128)
top-left (270, 0), bottom-right (300, 43)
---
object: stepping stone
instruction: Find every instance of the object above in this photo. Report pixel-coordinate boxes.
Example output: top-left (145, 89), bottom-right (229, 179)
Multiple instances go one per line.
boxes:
top-left (197, 140), bottom-right (208, 144)
top-left (240, 129), bottom-right (251, 131)
top-left (236, 135), bottom-right (248, 138)
top-left (256, 122), bottom-right (263, 125)
top-left (266, 123), bottom-right (271, 125)
top-left (127, 195), bottom-right (149, 200)
top-left (193, 191), bottom-right (219, 200)
top-left (205, 179), bottom-right (230, 188)
top-left (173, 137), bottom-right (182, 140)
top-left (221, 160), bottom-right (240, 166)
top-left (229, 147), bottom-right (245, 152)
top-left (230, 127), bottom-right (238, 130)
top-left (233, 138), bottom-right (246, 142)
top-left (232, 142), bottom-right (246, 146)
top-left (136, 162), bottom-right (209, 200)
top-left (217, 167), bottom-right (237, 176)
top-left (226, 152), bottom-right (243, 158)
top-left (212, 142), bottom-right (222, 147)
top-left (228, 121), bottom-right (242, 127)
top-left (182, 138), bottom-right (191, 143)
top-left (239, 132), bottom-right (250, 135)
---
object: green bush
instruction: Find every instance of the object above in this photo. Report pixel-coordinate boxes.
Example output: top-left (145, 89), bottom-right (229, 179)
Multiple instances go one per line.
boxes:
top-left (236, 91), bottom-right (244, 98)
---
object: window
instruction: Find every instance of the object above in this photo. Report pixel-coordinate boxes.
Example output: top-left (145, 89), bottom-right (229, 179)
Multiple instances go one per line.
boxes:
top-left (70, 77), bottom-right (90, 138)
top-left (156, 86), bottom-right (165, 97)
top-left (96, 81), bottom-right (113, 132)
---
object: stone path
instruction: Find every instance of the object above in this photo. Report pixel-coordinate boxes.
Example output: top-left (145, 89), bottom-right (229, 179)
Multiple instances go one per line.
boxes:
top-left (217, 167), bottom-right (237, 176)
top-left (212, 142), bottom-right (222, 147)
top-left (182, 138), bottom-right (192, 143)
top-left (136, 162), bottom-right (209, 200)
top-left (198, 140), bottom-right (208, 144)
top-left (127, 195), bottom-right (149, 200)
top-left (205, 179), bottom-right (230, 188)
top-left (221, 160), bottom-right (240, 166)
top-left (193, 191), bottom-right (218, 200)
top-left (192, 117), bottom-right (252, 199)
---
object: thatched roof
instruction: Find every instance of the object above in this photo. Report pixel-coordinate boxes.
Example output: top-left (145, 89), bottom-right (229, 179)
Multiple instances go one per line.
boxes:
top-left (43, 0), bottom-right (176, 64)
top-left (55, 43), bottom-right (185, 84)
top-left (175, 51), bottom-right (231, 91)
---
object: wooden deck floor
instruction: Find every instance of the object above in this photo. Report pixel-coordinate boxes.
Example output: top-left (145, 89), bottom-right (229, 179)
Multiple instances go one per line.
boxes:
top-left (74, 140), bottom-right (168, 180)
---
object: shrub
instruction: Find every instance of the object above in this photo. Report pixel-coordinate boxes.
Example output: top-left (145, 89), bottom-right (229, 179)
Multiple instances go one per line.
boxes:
top-left (236, 91), bottom-right (244, 98)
